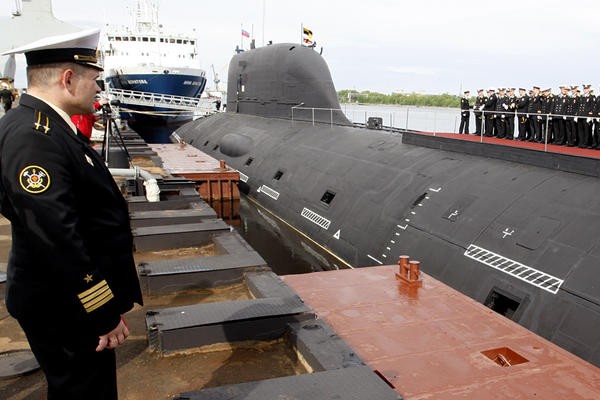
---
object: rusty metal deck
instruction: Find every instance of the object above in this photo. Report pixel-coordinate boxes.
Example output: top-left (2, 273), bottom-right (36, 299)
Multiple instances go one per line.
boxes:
top-left (283, 263), bottom-right (600, 400)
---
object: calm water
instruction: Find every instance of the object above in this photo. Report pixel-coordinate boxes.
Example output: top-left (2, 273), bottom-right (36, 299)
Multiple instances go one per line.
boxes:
top-left (341, 103), bottom-right (467, 133)
top-left (234, 197), bottom-right (346, 276)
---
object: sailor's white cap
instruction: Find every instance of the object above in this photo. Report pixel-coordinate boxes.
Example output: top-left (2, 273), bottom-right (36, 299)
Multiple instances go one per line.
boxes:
top-left (487, 87), bottom-right (496, 92)
top-left (1, 28), bottom-right (102, 71)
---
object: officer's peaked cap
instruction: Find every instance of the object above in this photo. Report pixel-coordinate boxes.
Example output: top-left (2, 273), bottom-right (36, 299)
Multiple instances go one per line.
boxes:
top-left (1, 29), bottom-right (103, 71)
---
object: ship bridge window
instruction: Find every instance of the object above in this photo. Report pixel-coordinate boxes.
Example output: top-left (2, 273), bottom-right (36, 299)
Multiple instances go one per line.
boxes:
top-left (183, 40), bottom-right (188, 44)
top-left (150, 37), bottom-right (156, 42)
top-left (160, 38), bottom-right (164, 43)
top-left (321, 190), bottom-right (336, 205)
top-left (177, 39), bottom-right (182, 44)
top-left (123, 37), bottom-right (129, 41)
top-left (130, 37), bottom-right (136, 41)
top-left (142, 37), bottom-right (149, 42)
top-left (245, 157), bottom-right (254, 166)
top-left (170, 38), bottom-right (175, 43)
top-left (115, 36), bottom-right (122, 41)
top-left (273, 170), bottom-right (284, 180)
top-left (191, 40), bottom-right (195, 45)
top-left (484, 288), bottom-right (522, 319)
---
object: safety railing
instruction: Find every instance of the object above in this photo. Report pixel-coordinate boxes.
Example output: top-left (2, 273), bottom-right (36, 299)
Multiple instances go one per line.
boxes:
top-left (107, 88), bottom-right (215, 112)
top-left (291, 105), bottom-right (343, 127)
top-left (341, 104), bottom-right (599, 152)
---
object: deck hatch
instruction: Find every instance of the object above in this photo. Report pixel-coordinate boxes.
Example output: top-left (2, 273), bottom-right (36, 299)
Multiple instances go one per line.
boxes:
top-left (481, 347), bottom-right (529, 367)
top-left (320, 190), bottom-right (336, 205)
top-left (301, 207), bottom-right (331, 230)
top-left (464, 244), bottom-right (564, 294)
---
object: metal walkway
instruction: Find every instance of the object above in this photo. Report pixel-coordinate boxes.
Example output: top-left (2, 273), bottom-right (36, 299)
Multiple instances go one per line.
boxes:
top-left (107, 88), bottom-right (216, 112)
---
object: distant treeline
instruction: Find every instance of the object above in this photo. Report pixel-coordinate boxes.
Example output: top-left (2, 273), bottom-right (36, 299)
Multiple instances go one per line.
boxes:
top-left (338, 90), bottom-right (461, 108)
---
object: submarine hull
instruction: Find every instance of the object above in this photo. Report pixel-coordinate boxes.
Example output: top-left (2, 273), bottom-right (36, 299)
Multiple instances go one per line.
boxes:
top-left (177, 44), bottom-right (600, 367)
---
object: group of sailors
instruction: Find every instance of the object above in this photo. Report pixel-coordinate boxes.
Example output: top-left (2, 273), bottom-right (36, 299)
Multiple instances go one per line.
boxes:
top-left (459, 85), bottom-right (600, 148)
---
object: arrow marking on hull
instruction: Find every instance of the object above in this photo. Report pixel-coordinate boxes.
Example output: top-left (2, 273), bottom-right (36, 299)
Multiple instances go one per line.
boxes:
top-left (333, 229), bottom-right (340, 239)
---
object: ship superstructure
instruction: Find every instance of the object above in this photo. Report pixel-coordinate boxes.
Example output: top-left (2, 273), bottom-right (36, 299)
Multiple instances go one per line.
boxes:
top-left (100, 0), bottom-right (207, 142)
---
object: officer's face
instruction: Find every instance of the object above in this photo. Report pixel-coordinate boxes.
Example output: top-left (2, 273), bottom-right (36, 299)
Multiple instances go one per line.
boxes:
top-left (72, 67), bottom-right (101, 114)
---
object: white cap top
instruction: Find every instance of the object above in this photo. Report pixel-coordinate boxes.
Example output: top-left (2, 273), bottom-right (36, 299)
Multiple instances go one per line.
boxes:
top-left (1, 28), bottom-right (102, 70)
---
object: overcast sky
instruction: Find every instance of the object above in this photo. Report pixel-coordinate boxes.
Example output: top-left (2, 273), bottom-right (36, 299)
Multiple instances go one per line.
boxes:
top-left (2, 0), bottom-right (600, 94)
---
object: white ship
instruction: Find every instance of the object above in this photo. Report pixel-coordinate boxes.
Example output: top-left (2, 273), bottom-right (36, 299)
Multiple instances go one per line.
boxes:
top-left (100, 0), bottom-right (207, 142)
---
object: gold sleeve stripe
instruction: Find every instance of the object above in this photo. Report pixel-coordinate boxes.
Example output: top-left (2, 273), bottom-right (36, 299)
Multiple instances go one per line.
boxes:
top-left (84, 291), bottom-right (114, 313)
top-left (78, 280), bottom-right (109, 299)
top-left (80, 284), bottom-right (111, 305)
top-left (78, 280), bottom-right (114, 313)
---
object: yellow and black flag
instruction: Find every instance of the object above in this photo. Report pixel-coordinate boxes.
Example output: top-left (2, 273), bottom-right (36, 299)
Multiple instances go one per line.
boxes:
top-left (302, 26), bottom-right (314, 46)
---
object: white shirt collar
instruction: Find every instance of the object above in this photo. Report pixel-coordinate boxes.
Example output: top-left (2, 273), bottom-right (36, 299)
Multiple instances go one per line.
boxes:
top-left (28, 93), bottom-right (77, 134)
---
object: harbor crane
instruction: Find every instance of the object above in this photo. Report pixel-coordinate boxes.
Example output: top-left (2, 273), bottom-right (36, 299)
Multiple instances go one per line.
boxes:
top-left (211, 64), bottom-right (220, 92)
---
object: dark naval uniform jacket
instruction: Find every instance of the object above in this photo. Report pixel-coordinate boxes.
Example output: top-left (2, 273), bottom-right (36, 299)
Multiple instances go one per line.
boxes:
top-left (0, 94), bottom-right (142, 344)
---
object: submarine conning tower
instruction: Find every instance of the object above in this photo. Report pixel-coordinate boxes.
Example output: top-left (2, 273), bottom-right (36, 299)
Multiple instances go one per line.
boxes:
top-left (226, 43), bottom-right (351, 125)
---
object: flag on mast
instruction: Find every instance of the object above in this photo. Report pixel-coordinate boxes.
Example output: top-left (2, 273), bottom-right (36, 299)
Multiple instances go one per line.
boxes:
top-left (241, 29), bottom-right (250, 38)
top-left (302, 26), bottom-right (314, 46)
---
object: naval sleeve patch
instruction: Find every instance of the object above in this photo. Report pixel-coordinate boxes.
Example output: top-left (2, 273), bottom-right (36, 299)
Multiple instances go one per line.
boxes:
top-left (19, 166), bottom-right (51, 194)
top-left (78, 279), bottom-right (114, 313)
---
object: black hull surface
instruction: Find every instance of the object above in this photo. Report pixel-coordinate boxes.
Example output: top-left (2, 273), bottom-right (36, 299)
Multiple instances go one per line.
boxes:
top-left (176, 43), bottom-right (600, 367)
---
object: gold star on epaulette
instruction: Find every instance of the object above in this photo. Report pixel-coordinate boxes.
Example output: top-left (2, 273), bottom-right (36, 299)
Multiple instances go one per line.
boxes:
top-left (84, 274), bottom-right (94, 283)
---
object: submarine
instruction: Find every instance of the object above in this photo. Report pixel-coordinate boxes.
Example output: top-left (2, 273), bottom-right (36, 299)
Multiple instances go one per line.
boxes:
top-left (175, 43), bottom-right (600, 367)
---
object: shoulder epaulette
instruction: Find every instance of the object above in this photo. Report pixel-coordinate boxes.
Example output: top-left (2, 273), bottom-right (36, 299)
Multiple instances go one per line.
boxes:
top-left (33, 110), bottom-right (51, 135)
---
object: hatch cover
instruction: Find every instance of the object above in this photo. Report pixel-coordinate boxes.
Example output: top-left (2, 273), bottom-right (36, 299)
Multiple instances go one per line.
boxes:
top-left (0, 350), bottom-right (40, 379)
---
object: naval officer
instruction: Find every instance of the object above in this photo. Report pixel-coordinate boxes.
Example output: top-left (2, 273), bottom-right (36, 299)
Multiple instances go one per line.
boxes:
top-left (459, 90), bottom-right (470, 134)
top-left (473, 88), bottom-right (485, 135)
top-left (0, 29), bottom-right (143, 399)
top-left (516, 88), bottom-right (529, 140)
top-left (483, 87), bottom-right (497, 137)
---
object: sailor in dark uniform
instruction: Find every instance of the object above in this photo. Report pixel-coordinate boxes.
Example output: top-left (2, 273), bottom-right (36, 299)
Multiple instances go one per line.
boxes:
top-left (516, 88), bottom-right (529, 140)
top-left (494, 88), bottom-right (508, 138)
top-left (541, 88), bottom-right (554, 143)
top-left (551, 85), bottom-right (568, 145)
top-left (473, 88), bottom-right (485, 135)
top-left (577, 84), bottom-right (595, 148)
top-left (483, 87), bottom-right (497, 137)
top-left (565, 86), bottom-right (579, 146)
top-left (0, 29), bottom-right (143, 400)
top-left (530, 86), bottom-right (543, 142)
top-left (506, 87), bottom-right (517, 139)
top-left (459, 90), bottom-right (470, 134)
top-left (594, 89), bottom-right (600, 149)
